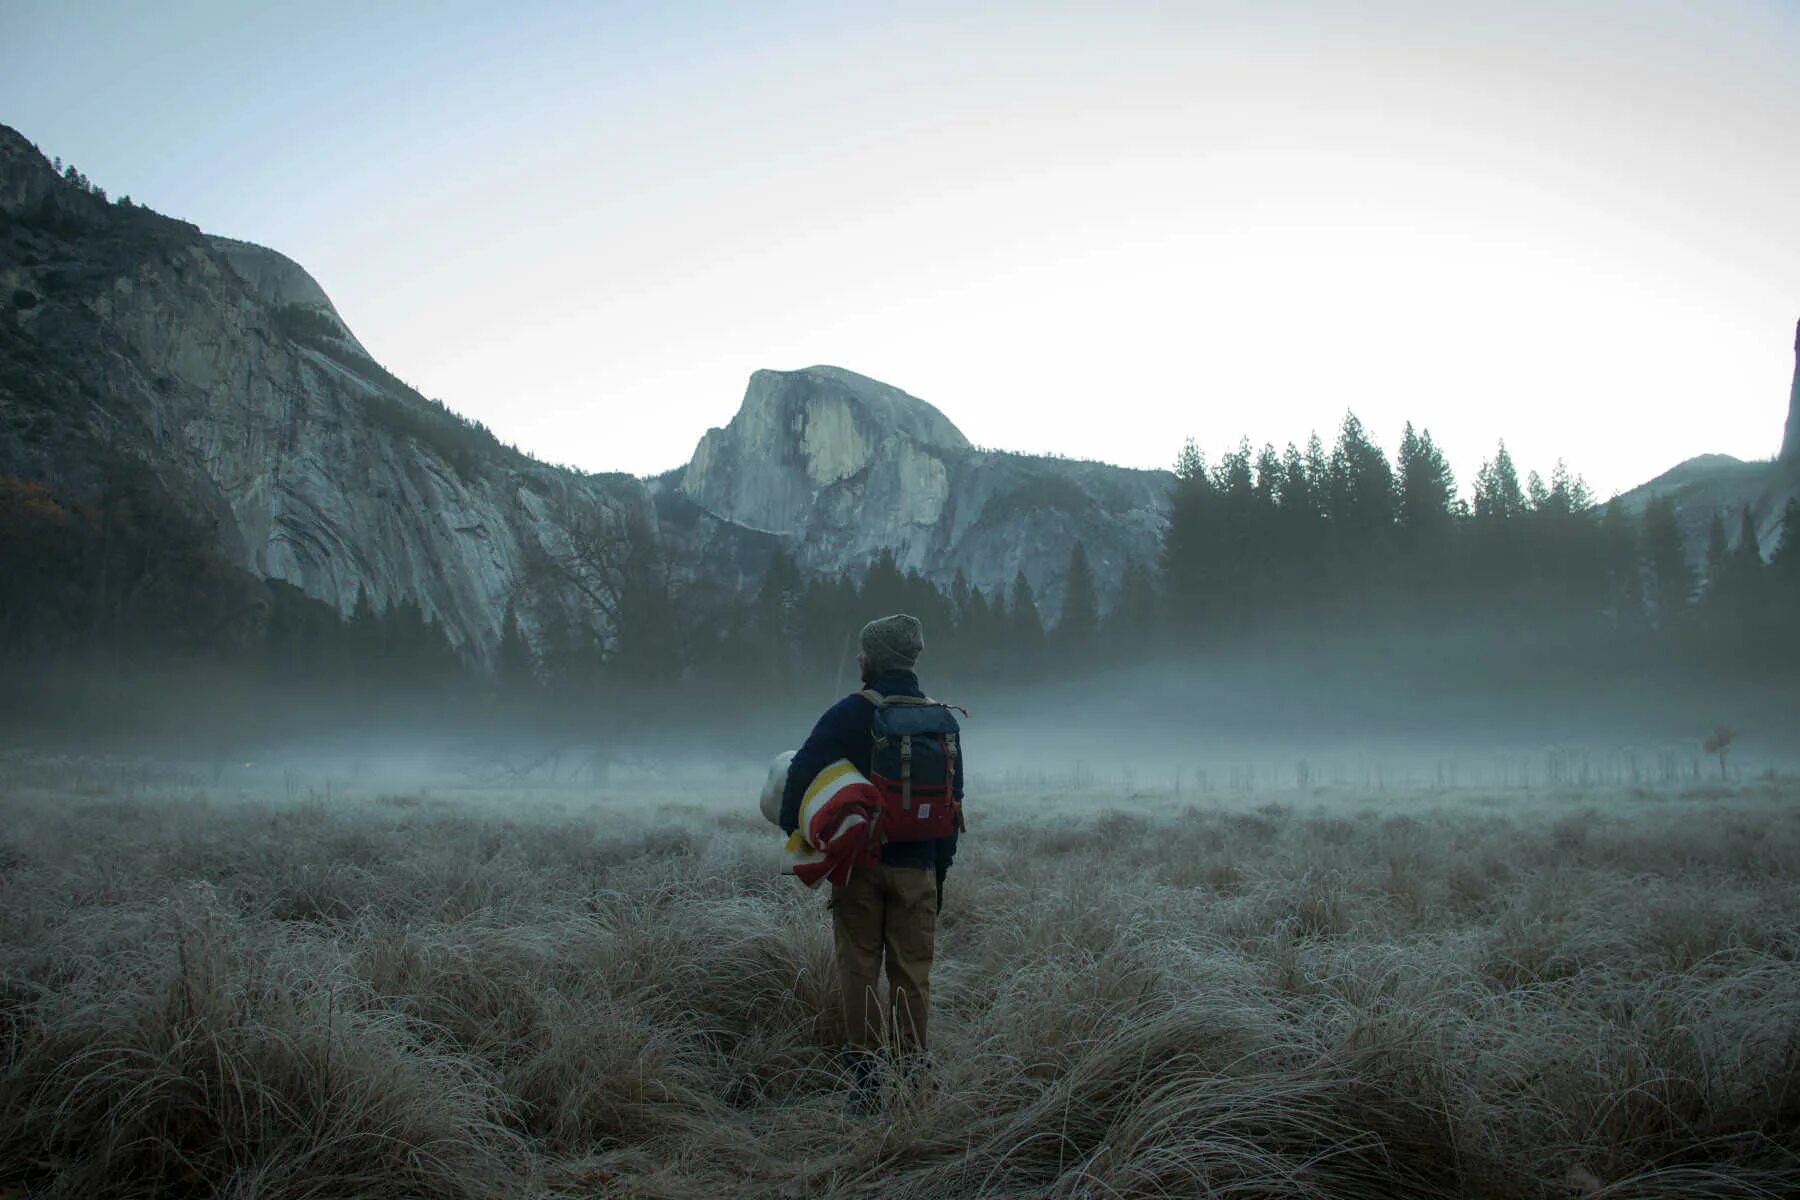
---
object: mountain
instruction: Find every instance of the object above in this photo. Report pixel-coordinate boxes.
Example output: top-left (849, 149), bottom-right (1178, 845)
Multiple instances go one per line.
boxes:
top-left (0, 124), bottom-right (654, 660)
top-left (1612, 319), bottom-right (1800, 558)
top-left (0, 124), bottom-right (1167, 660)
top-left (21, 112), bottom-right (1781, 666)
top-left (1786, 321), bottom-right (1800, 465)
top-left (672, 365), bottom-right (1170, 609)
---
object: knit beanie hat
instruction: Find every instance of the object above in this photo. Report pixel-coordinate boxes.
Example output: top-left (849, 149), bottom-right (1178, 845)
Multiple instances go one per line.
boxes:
top-left (859, 613), bottom-right (924, 673)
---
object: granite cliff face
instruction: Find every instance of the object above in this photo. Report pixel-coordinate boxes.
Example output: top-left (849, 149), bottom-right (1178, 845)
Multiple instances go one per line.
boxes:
top-left (0, 125), bottom-right (654, 658)
top-left (1, 122), bottom-right (1168, 653)
top-left (1783, 319), bottom-right (1800, 464)
top-left (678, 366), bottom-right (1171, 614)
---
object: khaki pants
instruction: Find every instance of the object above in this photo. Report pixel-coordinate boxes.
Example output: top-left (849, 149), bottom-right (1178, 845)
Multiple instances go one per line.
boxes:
top-left (831, 862), bottom-right (936, 1051)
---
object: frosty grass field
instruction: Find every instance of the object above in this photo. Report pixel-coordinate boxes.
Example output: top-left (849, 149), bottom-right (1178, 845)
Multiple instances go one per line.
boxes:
top-left (1, 754), bottom-right (1796, 1199)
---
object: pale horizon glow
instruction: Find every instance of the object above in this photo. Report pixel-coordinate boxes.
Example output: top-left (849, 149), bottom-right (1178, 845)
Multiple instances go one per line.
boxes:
top-left (4, 0), bottom-right (1798, 499)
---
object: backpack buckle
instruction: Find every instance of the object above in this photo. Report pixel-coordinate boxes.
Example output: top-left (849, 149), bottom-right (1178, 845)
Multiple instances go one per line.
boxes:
top-left (900, 735), bottom-right (913, 811)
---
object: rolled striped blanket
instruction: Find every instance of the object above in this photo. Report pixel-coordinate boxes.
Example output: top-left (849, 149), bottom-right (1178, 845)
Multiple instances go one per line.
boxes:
top-left (761, 753), bottom-right (883, 888)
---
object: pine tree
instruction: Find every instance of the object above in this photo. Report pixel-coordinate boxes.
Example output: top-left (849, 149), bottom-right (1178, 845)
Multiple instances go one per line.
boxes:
top-left (1531, 461), bottom-right (1603, 614)
top-left (1773, 500), bottom-right (1800, 665)
top-left (1108, 557), bottom-right (1159, 649)
top-left (1703, 512), bottom-right (1730, 600)
top-left (957, 590), bottom-right (1000, 672)
top-left (949, 570), bottom-right (972, 621)
top-left (1214, 440), bottom-right (1259, 619)
top-left (861, 549), bottom-right (906, 616)
top-left (1395, 422), bottom-right (1456, 601)
top-left (1526, 471), bottom-right (1550, 513)
top-left (1273, 437), bottom-right (1328, 607)
top-left (496, 602), bottom-right (536, 693)
top-left (1055, 542), bottom-right (1099, 650)
top-left (1546, 461), bottom-right (1592, 514)
top-left (752, 548), bottom-right (803, 686)
top-left (1774, 499), bottom-right (1800, 583)
top-left (348, 585), bottom-right (381, 673)
top-left (1733, 508), bottom-right (1763, 573)
top-left (960, 586), bottom-right (996, 668)
top-left (1009, 570), bottom-right (1045, 664)
top-left (1473, 442), bottom-right (1526, 521)
top-left (1253, 444), bottom-right (1283, 512)
top-left (1469, 441), bottom-right (1531, 605)
top-left (1396, 422), bottom-right (1456, 536)
top-left (1325, 412), bottom-right (1395, 600)
top-left (797, 573), bottom-right (859, 677)
top-left (1161, 439), bottom-right (1218, 628)
top-left (1640, 496), bottom-right (1693, 630)
top-left (1326, 412), bottom-right (1396, 539)
top-left (1707, 507), bottom-right (1771, 661)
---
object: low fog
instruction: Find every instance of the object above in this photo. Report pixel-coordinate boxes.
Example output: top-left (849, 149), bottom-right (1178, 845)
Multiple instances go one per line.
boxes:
top-left (7, 614), bottom-right (1793, 793)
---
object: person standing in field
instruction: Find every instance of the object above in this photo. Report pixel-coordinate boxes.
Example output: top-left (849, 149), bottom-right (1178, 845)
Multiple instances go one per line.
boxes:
top-left (780, 613), bottom-right (964, 1104)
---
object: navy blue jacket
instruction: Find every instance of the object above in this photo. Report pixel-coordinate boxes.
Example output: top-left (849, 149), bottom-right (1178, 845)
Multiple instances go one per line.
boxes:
top-left (780, 669), bottom-right (962, 876)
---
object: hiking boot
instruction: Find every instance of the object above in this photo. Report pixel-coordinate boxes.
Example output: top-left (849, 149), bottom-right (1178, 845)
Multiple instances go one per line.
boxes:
top-left (840, 1046), bottom-right (882, 1116)
top-left (893, 1049), bottom-right (935, 1102)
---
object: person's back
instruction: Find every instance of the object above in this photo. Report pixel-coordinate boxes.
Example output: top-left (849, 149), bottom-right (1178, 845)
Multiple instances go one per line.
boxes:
top-left (779, 613), bottom-right (964, 1104)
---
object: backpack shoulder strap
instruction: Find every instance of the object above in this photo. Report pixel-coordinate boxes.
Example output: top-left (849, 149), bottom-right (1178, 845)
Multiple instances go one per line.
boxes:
top-left (860, 689), bottom-right (940, 707)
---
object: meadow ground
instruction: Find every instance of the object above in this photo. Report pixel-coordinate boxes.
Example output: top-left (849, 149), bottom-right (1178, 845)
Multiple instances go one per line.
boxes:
top-left (0, 754), bottom-right (1796, 1199)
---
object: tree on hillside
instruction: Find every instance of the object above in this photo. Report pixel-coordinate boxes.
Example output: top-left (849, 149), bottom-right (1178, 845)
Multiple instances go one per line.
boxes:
top-left (860, 549), bottom-right (907, 617)
top-left (1009, 570), bottom-right (1045, 662)
top-left (1703, 512), bottom-right (1731, 600)
top-left (1396, 422), bottom-right (1456, 539)
top-left (1733, 508), bottom-right (1764, 573)
top-left (1773, 500), bottom-right (1800, 665)
top-left (1161, 439), bottom-right (1218, 628)
top-left (898, 567), bottom-right (954, 643)
top-left (1473, 442), bottom-right (1527, 522)
top-left (1274, 437), bottom-right (1329, 604)
top-left (1055, 541), bottom-right (1099, 651)
top-left (1600, 499), bottom-right (1643, 630)
top-left (496, 601), bottom-right (536, 693)
top-left (1640, 496), bottom-right (1693, 631)
top-left (1322, 412), bottom-right (1396, 602)
top-left (1527, 461), bottom-right (1603, 613)
top-left (1213, 440), bottom-right (1266, 621)
top-left (1395, 422), bottom-right (1457, 598)
top-left (750, 547), bottom-right (804, 686)
top-left (1700, 508), bottom-right (1773, 663)
top-left (1774, 499), bottom-right (1800, 585)
top-left (1253, 444), bottom-right (1283, 514)
top-left (348, 585), bottom-right (381, 668)
top-left (959, 584), bottom-right (999, 668)
top-left (1108, 557), bottom-right (1159, 648)
top-left (556, 504), bottom-right (680, 683)
top-left (796, 571), bottom-right (860, 679)
top-left (1326, 411), bottom-right (1396, 543)
top-left (1470, 441), bottom-right (1530, 602)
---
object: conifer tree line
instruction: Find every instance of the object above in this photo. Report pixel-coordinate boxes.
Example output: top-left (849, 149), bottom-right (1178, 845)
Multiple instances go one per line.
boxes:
top-left (6, 408), bottom-right (1800, 736)
top-left (1157, 412), bottom-right (1800, 673)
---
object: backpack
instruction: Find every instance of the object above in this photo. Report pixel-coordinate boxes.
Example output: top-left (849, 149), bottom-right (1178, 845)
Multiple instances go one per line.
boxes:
top-left (860, 689), bottom-right (963, 843)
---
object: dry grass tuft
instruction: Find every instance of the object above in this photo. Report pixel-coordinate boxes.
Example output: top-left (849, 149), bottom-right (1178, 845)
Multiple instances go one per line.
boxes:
top-left (2, 771), bottom-right (1797, 1197)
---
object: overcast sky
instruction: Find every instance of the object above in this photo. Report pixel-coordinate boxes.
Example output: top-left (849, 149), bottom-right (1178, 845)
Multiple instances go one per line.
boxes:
top-left (4, 0), bottom-right (1797, 498)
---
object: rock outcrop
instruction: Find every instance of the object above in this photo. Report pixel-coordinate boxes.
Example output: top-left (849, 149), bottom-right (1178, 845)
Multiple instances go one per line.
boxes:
top-left (0, 124), bottom-right (656, 659)
top-left (678, 366), bottom-right (1170, 615)
top-left (1783, 319), bottom-right (1799, 463)
top-left (1, 121), bottom-right (1168, 652)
